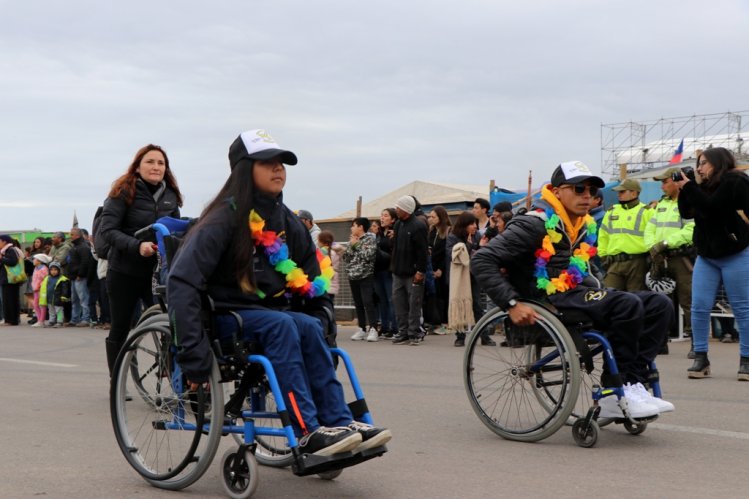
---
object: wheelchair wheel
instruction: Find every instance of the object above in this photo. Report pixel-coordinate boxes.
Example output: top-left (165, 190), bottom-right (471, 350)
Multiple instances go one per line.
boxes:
top-left (229, 380), bottom-right (294, 468)
top-left (220, 447), bottom-right (259, 499)
top-left (318, 469), bottom-right (343, 480)
top-left (110, 320), bottom-right (224, 490)
top-left (623, 420), bottom-right (648, 435)
top-left (137, 304), bottom-right (165, 327)
top-left (572, 418), bottom-right (599, 448)
top-left (464, 304), bottom-right (581, 442)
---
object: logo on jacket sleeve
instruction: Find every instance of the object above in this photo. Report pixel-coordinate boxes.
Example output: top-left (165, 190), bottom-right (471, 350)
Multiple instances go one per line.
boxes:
top-left (584, 289), bottom-right (607, 302)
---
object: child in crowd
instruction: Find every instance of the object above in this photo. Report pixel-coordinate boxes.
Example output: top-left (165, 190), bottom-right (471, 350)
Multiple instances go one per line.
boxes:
top-left (40, 262), bottom-right (71, 328)
top-left (30, 254), bottom-right (51, 328)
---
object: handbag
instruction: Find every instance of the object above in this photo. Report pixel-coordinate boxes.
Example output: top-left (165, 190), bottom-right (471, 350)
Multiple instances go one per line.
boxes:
top-left (4, 248), bottom-right (27, 284)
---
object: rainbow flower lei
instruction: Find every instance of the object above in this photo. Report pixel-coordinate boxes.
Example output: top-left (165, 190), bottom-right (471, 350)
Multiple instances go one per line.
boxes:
top-left (248, 210), bottom-right (333, 299)
top-left (534, 209), bottom-right (597, 295)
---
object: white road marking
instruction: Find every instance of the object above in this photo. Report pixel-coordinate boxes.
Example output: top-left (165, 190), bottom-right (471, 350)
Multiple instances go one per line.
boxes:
top-left (0, 358), bottom-right (77, 368)
top-left (651, 422), bottom-right (749, 440)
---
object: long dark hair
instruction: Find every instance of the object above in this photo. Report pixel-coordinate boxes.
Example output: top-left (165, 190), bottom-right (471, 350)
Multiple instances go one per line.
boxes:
top-left (191, 158), bottom-right (257, 293)
top-left (431, 205), bottom-right (451, 238)
top-left (698, 147), bottom-right (737, 192)
top-left (452, 211), bottom-right (477, 242)
top-left (109, 144), bottom-right (183, 207)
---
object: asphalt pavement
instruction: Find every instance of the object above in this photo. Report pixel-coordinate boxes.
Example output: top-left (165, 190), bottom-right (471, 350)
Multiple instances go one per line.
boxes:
top-left (1, 321), bottom-right (748, 498)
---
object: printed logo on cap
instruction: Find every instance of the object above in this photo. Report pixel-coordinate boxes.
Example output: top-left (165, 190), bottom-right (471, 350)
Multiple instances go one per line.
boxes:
top-left (240, 129), bottom-right (280, 154)
top-left (559, 161), bottom-right (593, 180)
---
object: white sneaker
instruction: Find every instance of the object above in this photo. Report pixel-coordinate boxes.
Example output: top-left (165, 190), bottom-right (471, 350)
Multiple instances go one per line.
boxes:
top-left (351, 329), bottom-right (367, 341)
top-left (366, 329), bottom-right (379, 342)
top-left (31, 322), bottom-right (43, 328)
top-left (627, 382), bottom-right (675, 413)
top-left (598, 393), bottom-right (659, 419)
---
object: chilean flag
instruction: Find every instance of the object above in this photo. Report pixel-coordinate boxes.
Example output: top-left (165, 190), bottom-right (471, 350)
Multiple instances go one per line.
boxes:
top-left (669, 139), bottom-right (684, 165)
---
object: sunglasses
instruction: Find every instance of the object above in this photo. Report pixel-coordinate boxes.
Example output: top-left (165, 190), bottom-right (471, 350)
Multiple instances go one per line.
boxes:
top-left (561, 183), bottom-right (599, 196)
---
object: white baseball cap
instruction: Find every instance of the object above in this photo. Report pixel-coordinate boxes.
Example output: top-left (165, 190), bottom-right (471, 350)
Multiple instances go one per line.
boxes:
top-left (228, 129), bottom-right (298, 169)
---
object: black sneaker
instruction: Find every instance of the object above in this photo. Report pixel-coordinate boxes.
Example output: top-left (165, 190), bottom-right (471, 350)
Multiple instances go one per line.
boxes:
top-left (392, 335), bottom-right (410, 345)
top-left (348, 421), bottom-right (392, 451)
top-left (298, 426), bottom-right (362, 456)
top-left (481, 337), bottom-right (497, 346)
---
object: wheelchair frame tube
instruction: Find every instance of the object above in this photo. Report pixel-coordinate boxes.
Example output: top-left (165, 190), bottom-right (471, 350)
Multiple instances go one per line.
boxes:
top-left (331, 348), bottom-right (374, 425)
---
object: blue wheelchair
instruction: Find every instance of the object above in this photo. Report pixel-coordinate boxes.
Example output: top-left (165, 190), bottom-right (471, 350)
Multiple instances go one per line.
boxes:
top-left (110, 219), bottom-right (387, 497)
top-left (463, 300), bottom-right (663, 447)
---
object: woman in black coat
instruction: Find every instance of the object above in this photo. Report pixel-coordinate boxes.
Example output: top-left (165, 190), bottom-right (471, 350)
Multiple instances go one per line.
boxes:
top-left (675, 147), bottom-right (749, 380)
top-left (99, 144), bottom-right (182, 375)
top-left (0, 235), bottom-right (23, 326)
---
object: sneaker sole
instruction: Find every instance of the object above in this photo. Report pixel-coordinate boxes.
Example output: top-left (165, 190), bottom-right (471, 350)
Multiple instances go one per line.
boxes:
top-left (738, 373), bottom-right (749, 381)
top-left (355, 429), bottom-right (393, 452)
top-left (311, 432), bottom-right (363, 456)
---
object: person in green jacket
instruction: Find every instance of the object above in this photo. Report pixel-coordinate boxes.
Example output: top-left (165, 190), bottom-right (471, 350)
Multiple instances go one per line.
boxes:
top-left (39, 262), bottom-right (71, 328)
top-left (599, 178), bottom-right (653, 291)
top-left (646, 167), bottom-right (696, 349)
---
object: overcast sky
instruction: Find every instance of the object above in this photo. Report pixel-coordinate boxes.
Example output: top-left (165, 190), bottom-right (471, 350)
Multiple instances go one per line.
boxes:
top-left (2, 0), bottom-right (748, 232)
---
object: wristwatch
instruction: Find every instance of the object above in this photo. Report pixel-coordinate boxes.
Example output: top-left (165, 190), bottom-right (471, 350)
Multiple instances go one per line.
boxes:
top-left (507, 299), bottom-right (518, 309)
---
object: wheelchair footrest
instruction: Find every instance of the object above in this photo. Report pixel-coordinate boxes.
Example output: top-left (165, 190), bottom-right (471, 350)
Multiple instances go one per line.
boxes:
top-left (291, 445), bottom-right (388, 477)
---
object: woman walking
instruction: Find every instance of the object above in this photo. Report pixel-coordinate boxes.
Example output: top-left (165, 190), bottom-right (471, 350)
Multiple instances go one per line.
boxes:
top-left (99, 144), bottom-right (182, 375)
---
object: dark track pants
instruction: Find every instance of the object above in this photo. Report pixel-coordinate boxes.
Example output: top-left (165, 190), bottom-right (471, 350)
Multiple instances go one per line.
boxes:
top-left (549, 287), bottom-right (673, 384)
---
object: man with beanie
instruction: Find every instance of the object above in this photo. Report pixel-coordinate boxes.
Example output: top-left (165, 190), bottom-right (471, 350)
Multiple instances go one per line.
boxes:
top-left (599, 178), bottom-right (653, 291)
top-left (390, 195), bottom-right (429, 345)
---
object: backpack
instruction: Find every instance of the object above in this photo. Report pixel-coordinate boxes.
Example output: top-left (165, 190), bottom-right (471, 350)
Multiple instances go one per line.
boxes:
top-left (92, 204), bottom-right (111, 259)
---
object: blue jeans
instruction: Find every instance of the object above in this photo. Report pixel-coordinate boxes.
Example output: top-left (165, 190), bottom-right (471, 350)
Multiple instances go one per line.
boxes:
top-left (71, 279), bottom-right (90, 324)
top-left (215, 310), bottom-right (352, 436)
top-left (691, 246), bottom-right (749, 357)
top-left (373, 270), bottom-right (396, 332)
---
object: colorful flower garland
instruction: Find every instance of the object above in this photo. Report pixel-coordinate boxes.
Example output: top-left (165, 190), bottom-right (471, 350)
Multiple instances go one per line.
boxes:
top-left (534, 209), bottom-right (597, 295)
top-left (249, 210), bottom-right (333, 299)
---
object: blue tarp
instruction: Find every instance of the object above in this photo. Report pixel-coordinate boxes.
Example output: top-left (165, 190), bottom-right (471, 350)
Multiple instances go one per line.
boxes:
top-left (490, 180), bottom-right (663, 212)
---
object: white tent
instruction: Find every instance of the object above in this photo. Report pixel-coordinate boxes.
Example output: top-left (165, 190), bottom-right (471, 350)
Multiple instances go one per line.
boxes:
top-left (330, 180), bottom-right (490, 220)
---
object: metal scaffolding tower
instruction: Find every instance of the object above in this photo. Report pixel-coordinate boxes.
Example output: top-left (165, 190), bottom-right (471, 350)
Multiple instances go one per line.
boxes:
top-left (601, 111), bottom-right (749, 178)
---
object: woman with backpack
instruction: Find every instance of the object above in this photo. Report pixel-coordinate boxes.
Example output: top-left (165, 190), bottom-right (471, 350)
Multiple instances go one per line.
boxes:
top-left (98, 144), bottom-right (182, 375)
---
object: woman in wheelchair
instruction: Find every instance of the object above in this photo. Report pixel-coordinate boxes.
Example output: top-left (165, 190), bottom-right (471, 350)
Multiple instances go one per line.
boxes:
top-left (472, 161), bottom-right (675, 419)
top-left (167, 129), bottom-right (391, 459)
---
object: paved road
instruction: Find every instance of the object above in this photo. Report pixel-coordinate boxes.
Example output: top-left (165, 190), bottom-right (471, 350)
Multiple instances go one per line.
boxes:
top-left (1, 322), bottom-right (748, 498)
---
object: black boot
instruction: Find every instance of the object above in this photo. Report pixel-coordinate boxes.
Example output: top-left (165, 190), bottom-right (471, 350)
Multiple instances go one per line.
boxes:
top-left (738, 356), bottom-right (749, 381)
top-left (481, 332), bottom-right (496, 346)
top-left (687, 352), bottom-right (710, 379)
top-left (687, 337), bottom-right (695, 359)
top-left (454, 332), bottom-right (465, 347)
top-left (106, 339), bottom-right (122, 378)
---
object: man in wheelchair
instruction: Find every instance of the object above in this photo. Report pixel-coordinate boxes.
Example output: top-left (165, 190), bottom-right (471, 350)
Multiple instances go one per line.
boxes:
top-left (167, 129), bottom-right (391, 460)
top-left (472, 161), bottom-right (675, 419)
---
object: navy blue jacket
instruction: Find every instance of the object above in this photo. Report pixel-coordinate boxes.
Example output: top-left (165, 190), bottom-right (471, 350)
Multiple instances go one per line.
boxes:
top-left (167, 192), bottom-right (334, 383)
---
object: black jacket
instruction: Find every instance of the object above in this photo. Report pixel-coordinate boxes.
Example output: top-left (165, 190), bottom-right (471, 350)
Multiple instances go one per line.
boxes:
top-left (0, 245), bottom-right (20, 285)
top-left (99, 179), bottom-right (180, 279)
top-left (471, 199), bottom-right (602, 310)
top-left (678, 171), bottom-right (749, 259)
top-left (167, 192), bottom-right (334, 383)
top-left (374, 229), bottom-right (394, 272)
top-left (67, 237), bottom-right (93, 280)
top-left (390, 215), bottom-right (428, 277)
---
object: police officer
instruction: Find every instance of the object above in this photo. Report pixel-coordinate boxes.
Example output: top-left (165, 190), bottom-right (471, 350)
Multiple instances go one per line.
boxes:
top-left (599, 178), bottom-right (653, 291)
top-left (646, 167), bottom-right (695, 353)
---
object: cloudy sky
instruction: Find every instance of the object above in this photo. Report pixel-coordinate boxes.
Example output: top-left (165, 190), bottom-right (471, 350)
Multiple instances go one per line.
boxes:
top-left (2, 0), bottom-right (747, 232)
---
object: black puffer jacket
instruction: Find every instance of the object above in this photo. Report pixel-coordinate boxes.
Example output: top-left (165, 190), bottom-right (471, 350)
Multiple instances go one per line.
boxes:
top-left (67, 237), bottom-right (93, 280)
top-left (678, 171), bottom-right (749, 259)
top-left (167, 192), bottom-right (334, 383)
top-left (390, 215), bottom-right (428, 277)
top-left (99, 179), bottom-right (180, 279)
top-left (471, 199), bottom-right (601, 310)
